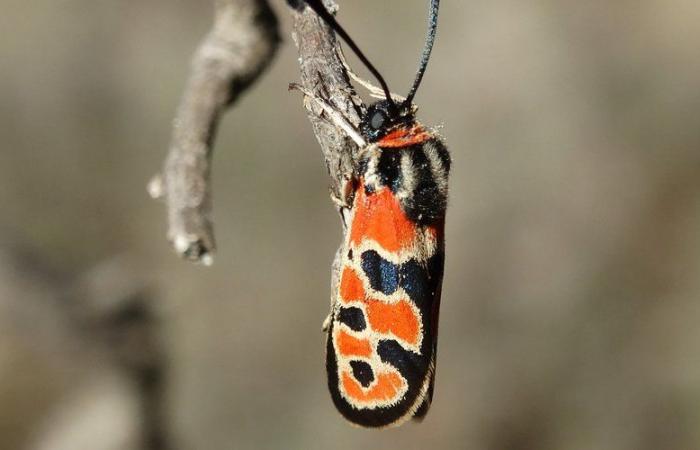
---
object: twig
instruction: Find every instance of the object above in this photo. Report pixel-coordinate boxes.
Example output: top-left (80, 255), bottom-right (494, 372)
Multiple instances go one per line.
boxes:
top-left (151, 0), bottom-right (365, 265)
top-left (150, 0), bottom-right (280, 264)
top-left (287, 0), bottom-right (364, 205)
top-left (288, 82), bottom-right (365, 147)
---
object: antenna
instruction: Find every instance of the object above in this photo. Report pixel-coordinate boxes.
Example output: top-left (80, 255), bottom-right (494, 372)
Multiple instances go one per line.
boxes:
top-left (302, 0), bottom-right (396, 111)
top-left (404, 0), bottom-right (440, 107)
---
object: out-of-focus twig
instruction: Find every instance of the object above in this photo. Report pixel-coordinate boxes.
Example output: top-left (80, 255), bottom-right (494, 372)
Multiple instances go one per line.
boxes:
top-left (69, 257), bottom-right (169, 450)
top-left (149, 0), bottom-right (280, 265)
top-left (0, 244), bottom-right (169, 450)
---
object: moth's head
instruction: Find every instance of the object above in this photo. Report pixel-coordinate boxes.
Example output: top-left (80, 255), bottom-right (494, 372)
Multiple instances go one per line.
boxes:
top-left (361, 100), bottom-right (416, 142)
top-left (302, 0), bottom-right (440, 143)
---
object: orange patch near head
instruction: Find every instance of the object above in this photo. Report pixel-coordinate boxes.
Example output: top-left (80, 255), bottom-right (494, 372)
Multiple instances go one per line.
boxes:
top-left (339, 267), bottom-right (365, 303)
top-left (342, 370), bottom-right (405, 403)
top-left (378, 124), bottom-right (431, 148)
top-left (335, 329), bottom-right (372, 358)
top-left (366, 299), bottom-right (420, 346)
top-left (350, 187), bottom-right (417, 253)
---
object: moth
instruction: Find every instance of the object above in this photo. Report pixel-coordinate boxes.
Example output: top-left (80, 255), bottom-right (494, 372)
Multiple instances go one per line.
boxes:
top-left (299, 0), bottom-right (449, 428)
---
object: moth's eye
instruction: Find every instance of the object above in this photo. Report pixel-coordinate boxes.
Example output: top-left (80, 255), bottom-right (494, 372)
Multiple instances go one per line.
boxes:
top-left (370, 110), bottom-right (386, 130)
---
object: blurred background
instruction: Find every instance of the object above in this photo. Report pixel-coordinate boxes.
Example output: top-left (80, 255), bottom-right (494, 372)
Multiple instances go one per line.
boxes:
top-left (1, 0), bottom-right (699, 449)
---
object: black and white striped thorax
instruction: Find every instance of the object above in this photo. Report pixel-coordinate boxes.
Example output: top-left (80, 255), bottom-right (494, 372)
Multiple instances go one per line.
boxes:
top-left (359, 136), bottom-right (450, 226)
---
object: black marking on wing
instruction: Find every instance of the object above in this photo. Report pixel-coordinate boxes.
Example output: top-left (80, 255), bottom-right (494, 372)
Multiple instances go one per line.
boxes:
top-left (400, 252), bottom-right (444, 308)
top-left (349, 360), bottom-right (375, 388)
top-left (361, 250), bottom-right (400, 295)
top-left (360, 250), bottom-right (445, 310)
top-left (337, 307), bottom-right (366, 332)
top-left (377, 340), bottom-right (427, 380)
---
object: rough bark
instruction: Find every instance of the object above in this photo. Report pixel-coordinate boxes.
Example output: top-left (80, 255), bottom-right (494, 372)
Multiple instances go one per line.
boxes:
top-left (288, 0), bottom-right (363, 203)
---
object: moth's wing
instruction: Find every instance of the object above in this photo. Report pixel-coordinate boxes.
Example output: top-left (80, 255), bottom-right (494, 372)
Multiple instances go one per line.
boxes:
top-left (326, 187), bottom-right (439, 428)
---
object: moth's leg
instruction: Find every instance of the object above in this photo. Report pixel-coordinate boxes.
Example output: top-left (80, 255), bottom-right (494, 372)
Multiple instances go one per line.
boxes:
top-left (331, 192), bottom-right (351, 231)
top-left (329, 190), bottom-right (345, 209)
top-left (329, 174), bottom-right (354, 207)
top-left (321, 314), bottom-right (332, 332)
top-left (289, 83), bottom-right (366, 147)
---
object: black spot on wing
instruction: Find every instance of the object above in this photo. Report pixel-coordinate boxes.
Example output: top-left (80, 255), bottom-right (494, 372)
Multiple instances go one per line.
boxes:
top-left (361, 250), bottom-right (399, 295)
top-left (337, 307), bottom-right (366, 332)
top-left (349, 360), bottom-right (375, 388)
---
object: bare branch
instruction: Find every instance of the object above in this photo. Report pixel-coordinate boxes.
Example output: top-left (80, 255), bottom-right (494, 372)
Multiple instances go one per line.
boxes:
top-left (150, 0), bottom-right (280, 264)
top-left (288, 0), bottom-right (364, 204)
